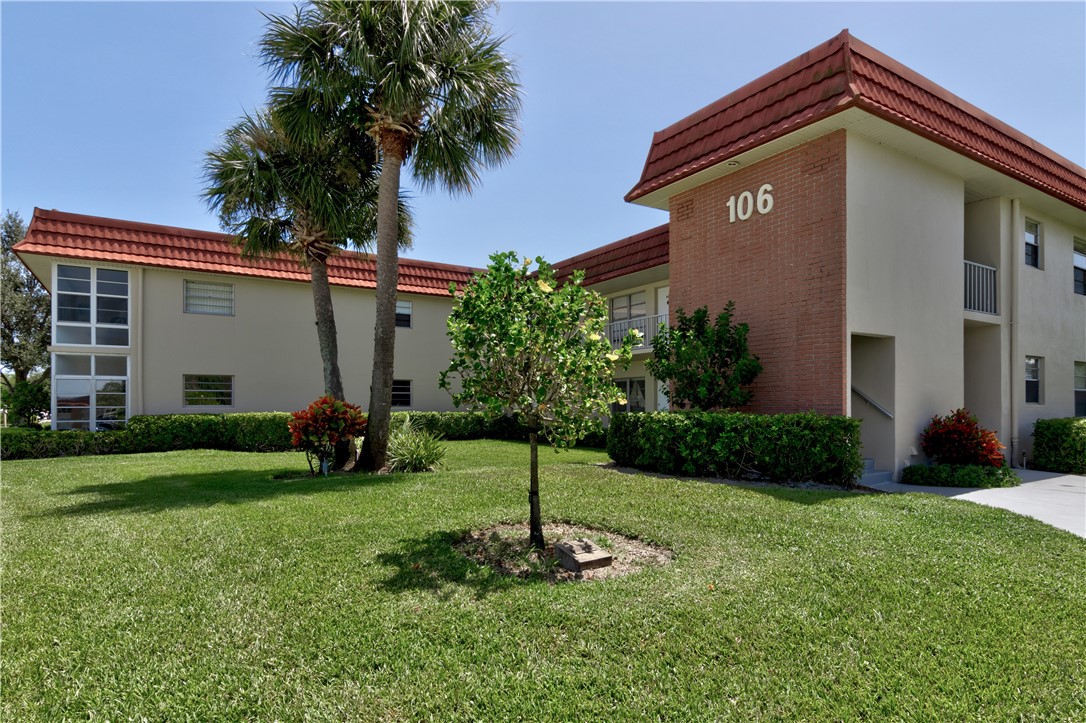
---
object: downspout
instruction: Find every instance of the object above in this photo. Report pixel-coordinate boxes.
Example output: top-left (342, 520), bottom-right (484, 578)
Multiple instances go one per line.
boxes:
top-left (1008, 199), bottom-right (1020, 467)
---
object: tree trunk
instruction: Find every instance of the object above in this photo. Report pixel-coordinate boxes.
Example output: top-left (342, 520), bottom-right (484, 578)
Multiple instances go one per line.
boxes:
top-left (357, 137), bottom-right (405, 472)
top-left (308, 255), bottom-right (351, 469)
top-left (529, 430), bottom-right (544, 550)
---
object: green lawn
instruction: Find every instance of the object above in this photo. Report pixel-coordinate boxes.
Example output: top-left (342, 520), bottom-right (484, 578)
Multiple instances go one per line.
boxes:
top-left (3, 441), bottom-right (1084, 721)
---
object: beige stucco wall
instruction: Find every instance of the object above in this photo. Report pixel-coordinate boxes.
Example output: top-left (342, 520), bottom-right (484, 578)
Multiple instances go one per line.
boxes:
top-left (1013, 205), bottom-right (1086, 460)
top-left (137, 268), bottom-right (459, 415)
top-left (846, 133), bottom-right (966, 475)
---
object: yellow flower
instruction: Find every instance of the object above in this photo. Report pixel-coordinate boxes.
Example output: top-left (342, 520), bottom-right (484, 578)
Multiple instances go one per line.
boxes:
top-left (537, 280), bottom-right (553, 293)
top-left (588, 332), bottom-right (601, 341)
top-left (605, 352), bottom-right (620, 362)
top-left (617, 396), bottom-right (627, 406)
top-left (523, 257), bottom-right (531, 267)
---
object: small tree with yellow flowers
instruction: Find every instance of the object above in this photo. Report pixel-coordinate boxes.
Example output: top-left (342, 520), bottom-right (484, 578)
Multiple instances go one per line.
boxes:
top-left (441, 252), bottom-right (640, 549)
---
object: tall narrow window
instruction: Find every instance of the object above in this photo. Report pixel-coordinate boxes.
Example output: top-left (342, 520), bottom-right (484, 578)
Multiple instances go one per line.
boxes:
top-left (1075, 362), bottom-right (1086, 417)
top-left (391, 379), bottom-right (412, 407)
top-left (1074, 239), bottom-right (1085, 296)
top-left (1024, 219), bottom-right (1040, 268)
top-left (54, 265), bottom-right (129, 346)
top-left (395, 300), bottom-right (412, 328)
top-left (609, 292), bottom-right (647, 345)
top-left (183, 375), bottom-right (234, 406)
top-left (185, 280), bottom-right (234, 315)
top-left (1025, 356), bottom-right (1042, 404)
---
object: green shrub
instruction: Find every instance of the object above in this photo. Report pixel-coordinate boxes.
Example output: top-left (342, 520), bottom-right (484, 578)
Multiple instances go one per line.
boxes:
top-left (0, 427), bottom-right (133, 460)
top-left (1032, 418), bottom-right (1086, 474)
top-left (900, 463), bottom-right (1020, 488)
top-left (391, 411), bottom-right (607, 448)
top-left (220, 412), bottom-right (293, 452)
top-left (387, 415), bottom-right (447, 473)
top-left (125, 414), bottom-right (225, 452)
top-left (607, 411), bottom-right (864, 486)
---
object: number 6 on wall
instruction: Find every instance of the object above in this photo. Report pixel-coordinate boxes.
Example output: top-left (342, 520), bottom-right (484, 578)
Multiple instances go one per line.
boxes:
top-left (726, 183), bottom-right (774, 223)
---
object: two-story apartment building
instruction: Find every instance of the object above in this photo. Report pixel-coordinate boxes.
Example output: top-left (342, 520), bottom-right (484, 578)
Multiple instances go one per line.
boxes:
top-left (552, 30), bottom-right (1085, 477)
top-left (14, 209), bottom-right (476, 428)
top-left (14, 30), bottom-right (1084, 478)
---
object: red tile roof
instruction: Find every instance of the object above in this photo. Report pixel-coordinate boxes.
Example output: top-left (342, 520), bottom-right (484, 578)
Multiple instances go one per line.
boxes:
top-left (552, 224), bottom-right (668, 286)
top-left (14, 208), bottom-right (477, 297)
top-left (626, 30), bottom-right (1086, 211)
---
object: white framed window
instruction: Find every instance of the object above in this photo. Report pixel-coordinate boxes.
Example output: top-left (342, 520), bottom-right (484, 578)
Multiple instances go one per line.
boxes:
top-left (1025, 356), bottom-right (1043, 404)
top-left (1024, 219), bottom-right (1041, 268)
top-left (612, 378), bottom-right (647, 414)
top-left (1074, 239), bottom-right (1085, 296)
top-left (53, 353), bottom-right (128, 430)
top-left (1075, 362), bottom-right (1086, 417)
top-left (391, 379), bottom-right (412, 407)
top-left (184, 280), bottom-right (234, 315)
top-left (183, 375), bottom-right (233, 407)
top-left (609, 292), bottom-right (647, 346)
top-left (54, 264), bottom-right (129, 346)
top-left (395, 300), bottom-right (412, 328)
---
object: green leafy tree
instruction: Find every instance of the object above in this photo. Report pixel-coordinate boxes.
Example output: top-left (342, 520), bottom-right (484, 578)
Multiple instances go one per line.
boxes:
top-left (1, 210), bottom-right (51, 396)
top-left (1, 378), bottom-right (49, 427)
top-left (646, 302), bottom-right (763, 411)
top-left (441, 252), bottom-right (639, 549)
top-left (262, 0), bottom-right (522, 472)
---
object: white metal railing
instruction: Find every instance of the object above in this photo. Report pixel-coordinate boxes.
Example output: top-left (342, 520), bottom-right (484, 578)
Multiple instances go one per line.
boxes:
top-left (964, 260), bottom-right (998, 315)
top-left (851, 385), bottom-right (894, 419)
top-left (607, 313), bottom-right (668, 350)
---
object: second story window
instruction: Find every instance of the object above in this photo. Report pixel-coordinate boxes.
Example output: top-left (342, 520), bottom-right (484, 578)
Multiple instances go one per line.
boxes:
top-left (55, 265), bottom-right (129, 347)
top-left (395, 300), bottom-right (412, 328)
top-left (185, 280), bottom-right (234, 315)
top-left (1074, 239), bottom-right (1085, 296)
top-left (1024, 219), bottom-right (1040, 268)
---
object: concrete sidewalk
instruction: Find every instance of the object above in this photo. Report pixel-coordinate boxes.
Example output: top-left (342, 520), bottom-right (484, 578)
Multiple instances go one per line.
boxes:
top-left (864, 469), bottom-right (1086, 538)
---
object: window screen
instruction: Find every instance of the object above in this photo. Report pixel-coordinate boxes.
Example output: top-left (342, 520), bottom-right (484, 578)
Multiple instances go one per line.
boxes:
top-left (185, 280), bottom-right (234, 315)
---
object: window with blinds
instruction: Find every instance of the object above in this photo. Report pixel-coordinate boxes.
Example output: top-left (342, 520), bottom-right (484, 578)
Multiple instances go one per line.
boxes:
top-left (183, 375), bottom-right (234, 406)
top-left (391, 379), bottom-right (412, 407)
top-left (184, 280), bottom-right (234, 315)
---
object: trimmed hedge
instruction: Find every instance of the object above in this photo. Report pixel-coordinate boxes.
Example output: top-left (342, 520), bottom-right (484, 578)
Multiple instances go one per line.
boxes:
top-left (1032, 418), bottom-right (1086, 475)
top-left (607, 411), bottom-right (864, 486)
top-left (393, 411), bottom-right (607, 448)
top-left (1, 427), bottom-right (134, 460)
top-left (1, 411), bottom-right (606, 460)
top-left (900, 463), bottom-right (1020, 488)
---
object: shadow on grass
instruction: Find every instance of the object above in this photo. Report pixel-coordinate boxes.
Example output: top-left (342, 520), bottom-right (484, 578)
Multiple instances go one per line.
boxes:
top-left (376, 530), bottom-right (536, 600)
top-left (42, 468), bottom-right (398, 517)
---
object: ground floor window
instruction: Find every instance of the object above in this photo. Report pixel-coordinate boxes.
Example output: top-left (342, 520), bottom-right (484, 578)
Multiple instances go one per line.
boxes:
top-left (612, 378), bottom-right (646, 413)
top-left (1025, 356), bottom-right (1043, 404)
top-left (1075, 361), bottom-right (1086, 416)
top-left (392, 380), bottom-right (412, 407)
top-left (53, 353), bottom-right (128, 430)
top-left (183, 375), bottom-right (233, 407)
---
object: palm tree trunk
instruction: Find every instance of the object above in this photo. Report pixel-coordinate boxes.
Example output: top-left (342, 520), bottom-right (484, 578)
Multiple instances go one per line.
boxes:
top-left (357, 137), bottom-right (405, 472)
top-left (529, 430), bottom-right (543, 550)
top-left (309, 255), bottom-right (345, 401)
top-left (309, 255), bottom-right (352, 469)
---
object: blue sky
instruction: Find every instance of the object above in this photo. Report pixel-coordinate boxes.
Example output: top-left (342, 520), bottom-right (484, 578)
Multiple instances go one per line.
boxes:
top-left (3, 1), bottom-right (1083, 268)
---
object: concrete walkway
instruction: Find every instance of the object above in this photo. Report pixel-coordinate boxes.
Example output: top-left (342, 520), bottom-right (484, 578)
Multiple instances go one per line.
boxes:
top-left (864, 469), bottom-right (1086, 538)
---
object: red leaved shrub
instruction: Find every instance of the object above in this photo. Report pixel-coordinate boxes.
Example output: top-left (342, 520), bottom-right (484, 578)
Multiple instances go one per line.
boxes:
top-left (921, 409), bottom-right (1005, 467)
top-left (288, 396), bottom-right (367, 475)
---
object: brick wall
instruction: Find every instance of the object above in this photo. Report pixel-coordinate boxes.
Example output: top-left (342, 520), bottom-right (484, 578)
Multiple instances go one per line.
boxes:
top-left (668, 130), bottom-right (847, 414)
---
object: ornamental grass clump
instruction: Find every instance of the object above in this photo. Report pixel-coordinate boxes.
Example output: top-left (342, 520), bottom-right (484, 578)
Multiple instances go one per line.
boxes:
top-left (386, 414), bottom-right (447, 473)
top-left (289, 396), bottom-right (367, 476)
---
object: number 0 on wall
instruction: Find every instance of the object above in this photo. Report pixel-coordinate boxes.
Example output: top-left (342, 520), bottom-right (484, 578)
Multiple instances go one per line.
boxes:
top-left (725, 184), bottom-right (774, 223)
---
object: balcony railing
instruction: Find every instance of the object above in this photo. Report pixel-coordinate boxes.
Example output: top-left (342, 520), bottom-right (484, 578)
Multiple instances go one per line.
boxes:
top-left (607, 312), bottom-right (668, 350)
top-left (964, 260), bottom-right (998, 315)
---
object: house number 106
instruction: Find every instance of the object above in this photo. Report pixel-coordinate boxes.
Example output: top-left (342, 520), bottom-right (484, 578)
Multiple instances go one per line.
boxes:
top-left (725, 183), bottom-right (774, 222)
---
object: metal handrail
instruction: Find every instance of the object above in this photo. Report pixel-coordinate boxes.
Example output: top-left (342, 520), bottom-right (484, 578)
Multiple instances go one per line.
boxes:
top-left (964, 260), bottom-right (998, 315)
top-left (851, 385), bottom-right (894, 419)
top-left (607, 312), bottom-right (668, 349)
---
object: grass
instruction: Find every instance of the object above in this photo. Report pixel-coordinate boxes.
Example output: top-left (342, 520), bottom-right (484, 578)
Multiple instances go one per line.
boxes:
top-left (3, 441), bottom-right (1085, 721)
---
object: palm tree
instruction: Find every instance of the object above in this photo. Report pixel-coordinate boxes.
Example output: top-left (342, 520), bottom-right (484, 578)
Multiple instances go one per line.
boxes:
top-left (261, 0), bottom-right (521, 471)
top-left (203, 106), bottom-right (410, 466)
